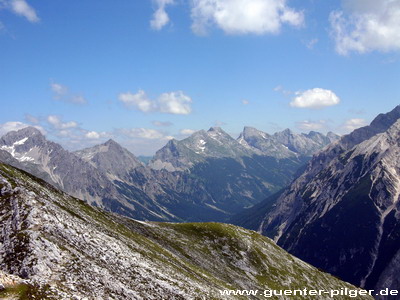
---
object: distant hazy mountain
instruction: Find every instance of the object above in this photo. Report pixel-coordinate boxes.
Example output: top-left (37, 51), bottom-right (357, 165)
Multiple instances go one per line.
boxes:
top-left (151, 126), bottom-right (338, 170)
top-left (0, 125), bottom-right (337, 223)
top-left (233, 105), bottom-right (400, 293)
top-left (147, 127), bottom-right (337, 220)
top-left (237, 126), bottom-right (339, 158)
top-left (149, 127), bottom-right (315, 219)
top-left (0, 162), bottom-right (372, 299)
top-left (150, 127), bottom-right (253, 171)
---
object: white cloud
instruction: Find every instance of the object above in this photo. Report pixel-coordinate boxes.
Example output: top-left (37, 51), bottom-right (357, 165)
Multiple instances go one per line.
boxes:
top-left (118, 90), bottom-right (154, 112)
top-left (150, 0), bottom-right (174, 30)
top-left (118, 90), bottom-right (193, 115)
top-left (180, 129), bottom-right (196, 135)
top-left (341, 118), bottom-right (367, 132)
top-left (191, 0), bottom-right (304, 35)
top-left (330, 0), bottom-right (400, 55)
top-left (47, 115), bottom-right (78, 130)
top-left (51, 83), bottom-right (68, 97)
top-left (290, 88), bottom-right (340, 109)
top-left (0, 121), bottom-right (44, 137)
top-left (85, 131), bottom-right (101, 139)
top-left (242, 99), bottom-right (249, 105)
top-left (0, 121), bottom-right (28, 136)
top-left (158, 91), bottom-right (192, 115)
top-left (50, 82), bottom-right (88, 105)
top-left (9, 0), bottom-right (39, 22)
top-left (296, 120), bottom-right (327, 131)
top-left (117, 128), bottom-right (167, 140)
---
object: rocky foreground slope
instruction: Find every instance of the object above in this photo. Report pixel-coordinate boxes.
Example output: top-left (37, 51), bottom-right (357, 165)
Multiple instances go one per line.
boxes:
top-left (0, 162), bottom-right (370, 299)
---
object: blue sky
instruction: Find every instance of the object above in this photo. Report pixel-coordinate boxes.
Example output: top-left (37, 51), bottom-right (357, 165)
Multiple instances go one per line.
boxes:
top-left (1, 0), bottom-right (400, 155)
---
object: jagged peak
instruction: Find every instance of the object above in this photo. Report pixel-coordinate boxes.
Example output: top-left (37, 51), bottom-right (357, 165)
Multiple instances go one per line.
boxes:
top-left (307, 131), bottom-right (321, 136)
top-left (339, 105), bottom-right (400, 149)
top-left (8, 126), bottom-right (43, 137)
top-left (241, 126), bottom-right (270, 139)
top-left (208, 126), bottom-right (224, 132)
top-left (165, 138), bottom-right (179, 146)
top-left (103, 138), bottom-right (122, 149)
top-left (282, 128), bottom-right (293, 134)
top-left (274, 128), bottom-right (295, 137)
top-left (207, 127), bottom-right (232, 138)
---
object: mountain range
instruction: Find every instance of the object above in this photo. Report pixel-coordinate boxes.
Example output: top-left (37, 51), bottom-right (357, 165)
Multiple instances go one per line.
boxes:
top-left (233, 105), bottom-right (400, 294)
top-left (0, 126), bottom-right (337, 222)
top-left (0, 162), bottom-right (372, 299)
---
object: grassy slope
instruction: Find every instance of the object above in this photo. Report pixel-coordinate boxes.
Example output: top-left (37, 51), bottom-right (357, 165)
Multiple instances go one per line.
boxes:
top-left (0, 163), bottom-right (373, 299)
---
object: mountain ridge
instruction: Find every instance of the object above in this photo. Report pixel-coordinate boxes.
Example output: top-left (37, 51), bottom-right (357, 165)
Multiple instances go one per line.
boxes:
top-left (0, 161), bottom-right (372, 299)
top-left (233, 105), bottom-right (400, 294)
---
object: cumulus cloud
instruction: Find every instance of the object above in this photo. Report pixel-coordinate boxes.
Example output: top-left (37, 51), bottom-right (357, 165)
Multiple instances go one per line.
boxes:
top-left (341, 118), bottom-right (367, 132)
top-left (46, 115), bottom-right (78, 130)
top-left (296, 120), bottom-right (327, 131)
top-left (330, 0), bottom-right (400, 55)
top-left (9, 0), bottom-right (39, 22)
top-left (290, 88), bottom-right (340, 109)
top-left (180, 129), bottom-right (196, 135)
top-left (150, 0), bottom-right (174, 30)
top-left (118, 90), bottom-right (193, 115)
top-left (242, 99), bottom-right (249, 105)
top-left (118, 90), bottom-right (154, 112)
top-left (85, 131), bottom-right (101, 139)
top-left (191, 0), bottom-right (304, 35)
top-left (50, 82), bottom-right (88, 105)
top-left (158, 91), bottom-right (192, 114)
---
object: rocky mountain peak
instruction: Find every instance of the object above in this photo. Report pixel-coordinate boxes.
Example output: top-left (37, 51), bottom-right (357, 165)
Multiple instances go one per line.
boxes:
top-left (250, 105), bottom-right (400, 291)
top-left (1, 126), bottom-right (45, 144)
top-left (104, 138), bottom-right (119, 147)
top-left (208, 126), bottom-right (223, 133)
top-left (280, 128), bottom-right (294, 135)
top-left (339, 105), bottom-right (400, 150)
top-left (242, 126), bottom-right (270, 138)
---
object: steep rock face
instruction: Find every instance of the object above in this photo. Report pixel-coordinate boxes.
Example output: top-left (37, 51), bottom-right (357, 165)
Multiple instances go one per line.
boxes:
top-left (272, 129), bottom-right (339, 156)
top-left (75, 139), bottom-right (143, 180)
top-left (252, 105), bottom-right (400, 293)
top-left (237, 127), bottom-right (296, 158)
top-left (0, 162), bottom-right (372, 299)
top-left (237, 127), bottom-right (339, 158)
top-left (149, 127), bottom-right (311, 220)
top-left (150, 127), bottom-right (253, 172)
top-left (0, 126), bottom-right (338, 223)
top-left (0, 127), bottom-right (115, 203)
top-left (0, 128), bottom-right (178, 222)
